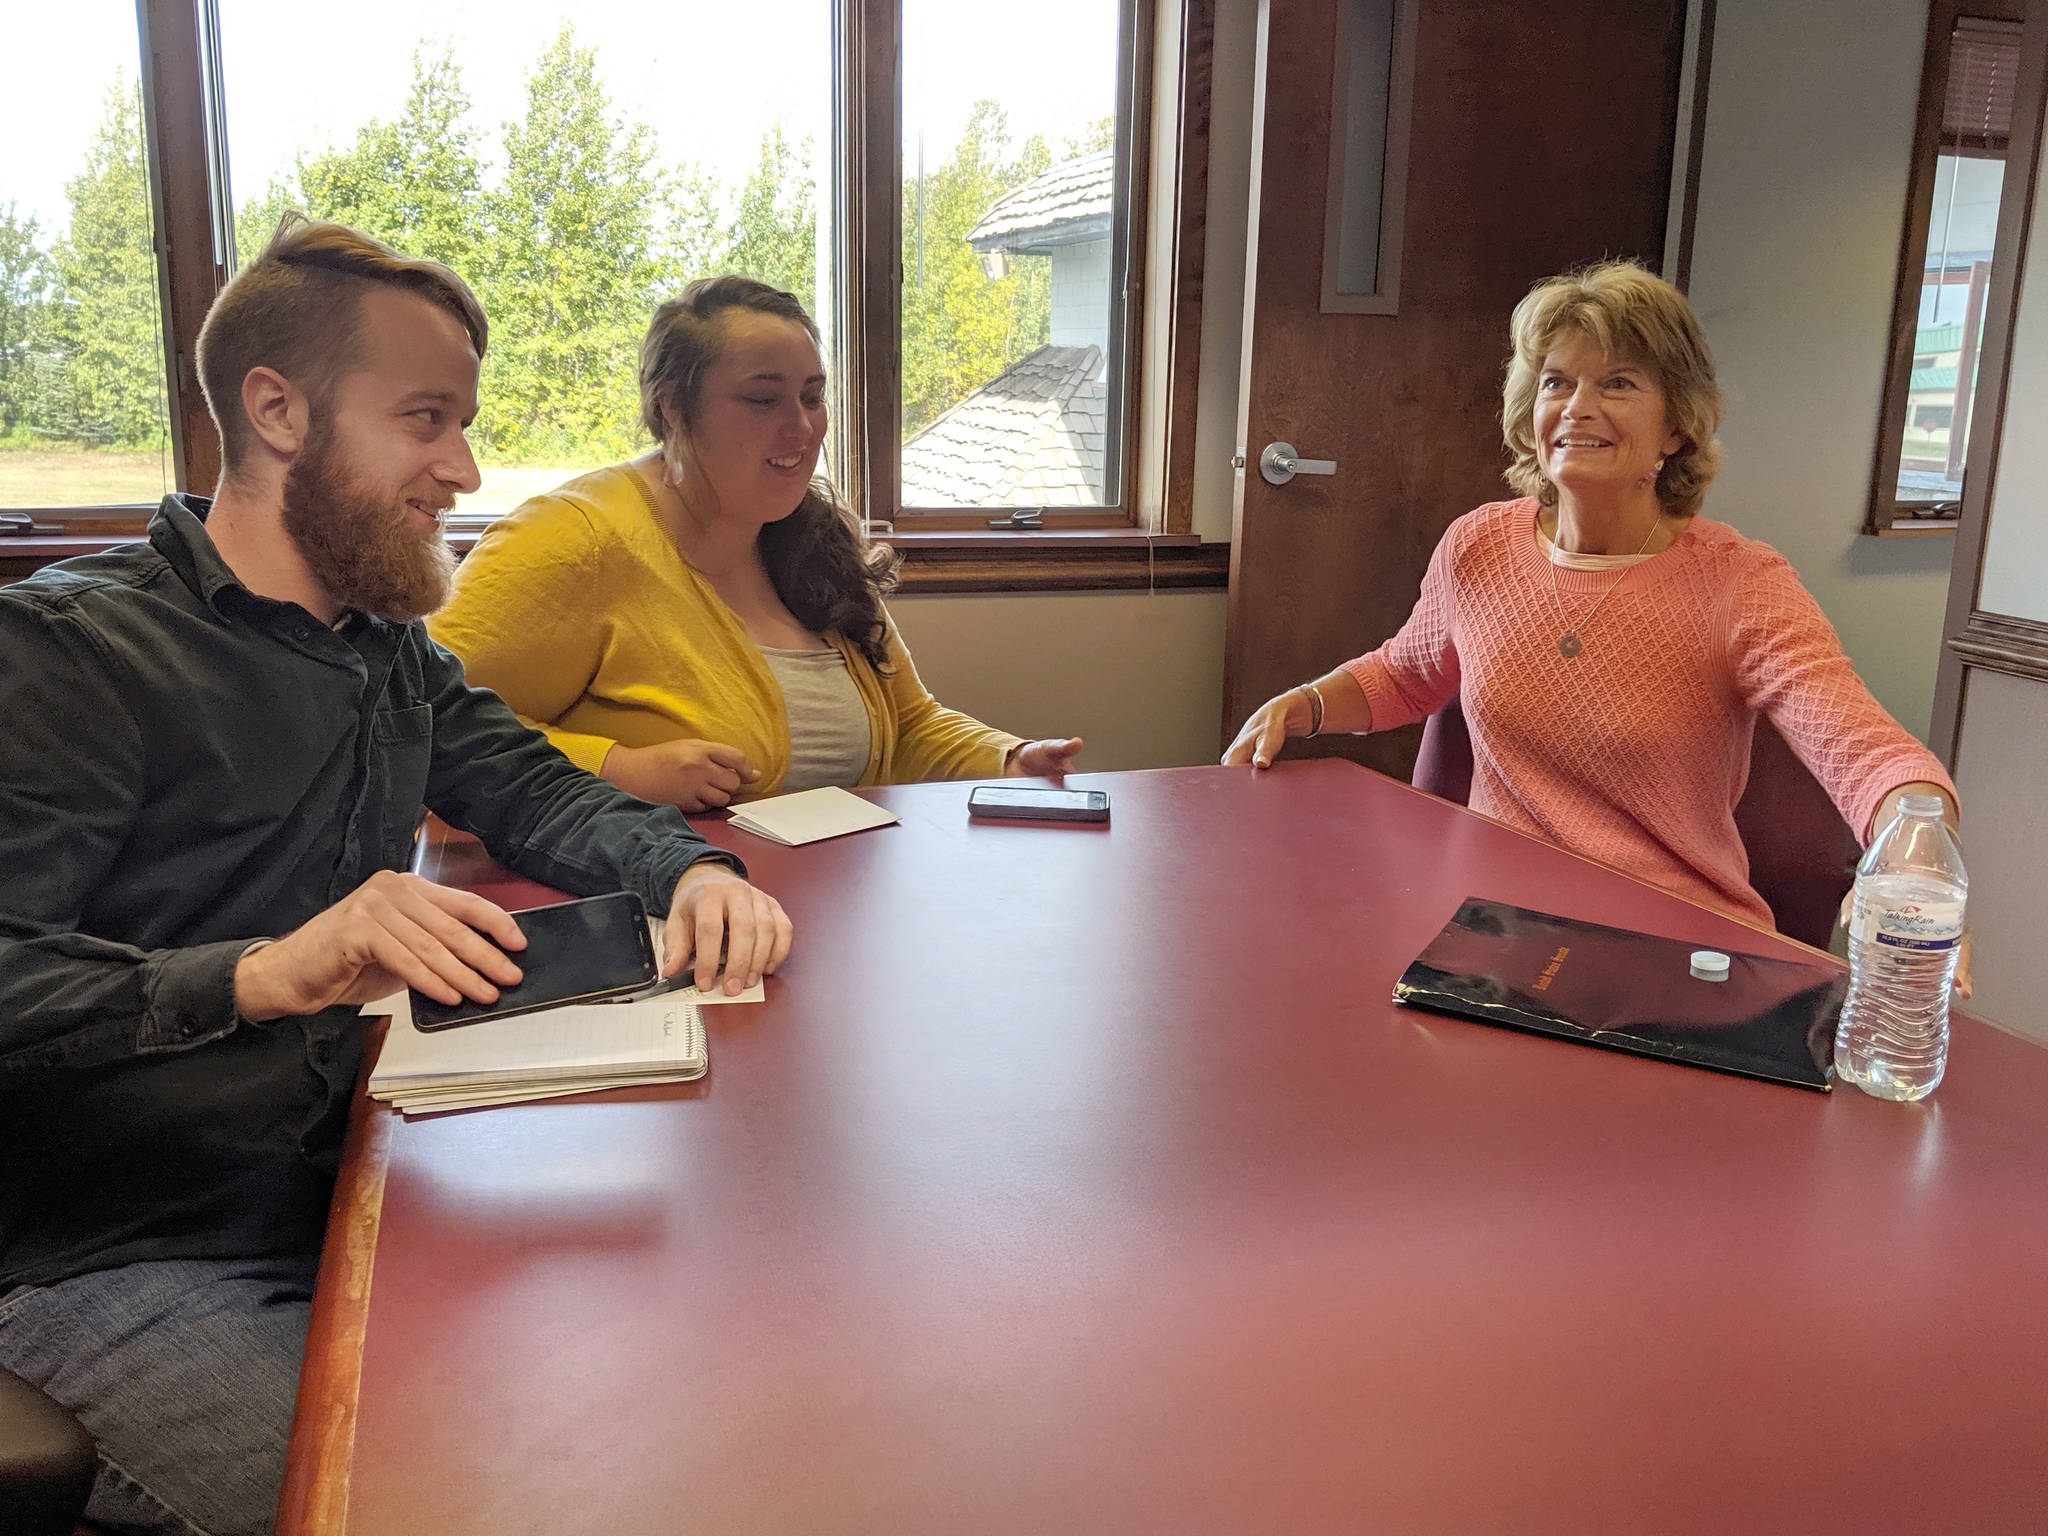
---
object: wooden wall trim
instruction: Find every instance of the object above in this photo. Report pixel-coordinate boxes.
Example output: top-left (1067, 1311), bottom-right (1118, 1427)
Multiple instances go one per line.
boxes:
top-left (0, 528), bottom-right (1230, 596)
top-left (1948, 610), bottom-right (2048, 683)
top-left (892, 539), bottom-right (1229, 593)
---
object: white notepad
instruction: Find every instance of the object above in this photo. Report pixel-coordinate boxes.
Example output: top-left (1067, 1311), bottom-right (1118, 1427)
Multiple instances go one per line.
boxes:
top-left (726, 785), bottom-right (901, 845)
top-left (359, 918), bottom-right (759, 1113)
top-left (368, 993), bottom-right (706, 1113)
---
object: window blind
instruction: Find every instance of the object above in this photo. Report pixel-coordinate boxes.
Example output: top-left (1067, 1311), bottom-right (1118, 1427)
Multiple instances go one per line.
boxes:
top-left (1943, 17), bottom-right (2024, 154)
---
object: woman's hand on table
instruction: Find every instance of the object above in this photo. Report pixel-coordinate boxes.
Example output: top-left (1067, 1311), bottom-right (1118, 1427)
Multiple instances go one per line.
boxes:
top-left (666, 861), bottom-right (793, 996)
top-left (1223, 691), bottom-right (1315, 768)
top-left (1225, 671), bottom-right (1372, 768)
top-left (604, 739), bottom-right (760, 811)
top-left (1007, 737), bottom-right (1084, 778)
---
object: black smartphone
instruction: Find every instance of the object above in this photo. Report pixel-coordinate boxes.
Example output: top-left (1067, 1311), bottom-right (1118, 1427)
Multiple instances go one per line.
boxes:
top-left (411, 891), bottom-right (659, 1032)
top-left (967, 786), bottom-right (1111, 822)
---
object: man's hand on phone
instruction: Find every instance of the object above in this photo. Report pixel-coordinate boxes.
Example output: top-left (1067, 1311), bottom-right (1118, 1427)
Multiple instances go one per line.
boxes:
top-left (234, 870), bottom-right (526, 1021)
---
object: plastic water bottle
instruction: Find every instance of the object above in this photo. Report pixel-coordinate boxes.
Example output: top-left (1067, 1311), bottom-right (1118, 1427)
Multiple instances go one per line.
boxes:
top-left (1833, 794), bottom-right (1966, 1101)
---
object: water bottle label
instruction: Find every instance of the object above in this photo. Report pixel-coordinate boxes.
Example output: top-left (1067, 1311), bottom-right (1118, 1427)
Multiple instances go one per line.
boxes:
top-left (1851, 896), bottom-right (1965, 950)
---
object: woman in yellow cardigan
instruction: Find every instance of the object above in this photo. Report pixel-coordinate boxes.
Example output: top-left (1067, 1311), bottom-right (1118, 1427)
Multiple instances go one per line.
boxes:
top-left (430, 276), bottom-right (1082, 811)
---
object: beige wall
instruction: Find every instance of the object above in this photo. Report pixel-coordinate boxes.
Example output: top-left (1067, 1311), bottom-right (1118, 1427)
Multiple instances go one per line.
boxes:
top-left (1685, 0), bottom-right (1959, 737)
top-left (890, 591), bottom-right (1230, 771)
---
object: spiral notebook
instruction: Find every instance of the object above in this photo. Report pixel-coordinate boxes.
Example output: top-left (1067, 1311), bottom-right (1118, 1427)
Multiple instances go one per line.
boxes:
top-left (368, 992), bottom-right (707, 1112)
top-left (1393, 898), bottom-right (1847, 1090)
top-left (363, 920), bottom-right (759, 1113)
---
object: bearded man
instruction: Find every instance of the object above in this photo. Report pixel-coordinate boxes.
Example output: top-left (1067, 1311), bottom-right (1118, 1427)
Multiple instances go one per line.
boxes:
top-left (0, 217), bottom-right (792, 1536)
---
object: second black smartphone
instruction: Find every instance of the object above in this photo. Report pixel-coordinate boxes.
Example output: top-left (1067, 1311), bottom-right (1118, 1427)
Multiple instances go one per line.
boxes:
top-left (410, 890), bottom-right (659, 1032)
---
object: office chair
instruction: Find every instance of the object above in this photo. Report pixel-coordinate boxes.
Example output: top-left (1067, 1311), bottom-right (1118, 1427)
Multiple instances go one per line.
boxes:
top-left (1412, 697), bottom-right (1859, 950)
top-left (0, 1366), bottom-right (96, 1536)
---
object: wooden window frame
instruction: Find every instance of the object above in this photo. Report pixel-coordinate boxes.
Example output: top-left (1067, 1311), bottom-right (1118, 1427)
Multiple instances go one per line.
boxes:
top-left (9, 0), bottom-right (1225, 595)
top-left (1866, 0), bottom-right (2028, 538)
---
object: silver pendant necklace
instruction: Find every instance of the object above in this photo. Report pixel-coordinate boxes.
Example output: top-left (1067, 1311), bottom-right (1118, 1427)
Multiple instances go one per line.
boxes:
top-left (1546, 513), bottom-right (1661, 659)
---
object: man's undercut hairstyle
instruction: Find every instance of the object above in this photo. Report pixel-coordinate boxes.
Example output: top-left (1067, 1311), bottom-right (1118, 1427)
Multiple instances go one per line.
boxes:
top-left (197, 213), bottom-right (488, 476)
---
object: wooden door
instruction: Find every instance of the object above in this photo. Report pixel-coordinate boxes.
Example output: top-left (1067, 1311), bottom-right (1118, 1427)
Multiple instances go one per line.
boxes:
top-left (1222, 0), bottom-right (1688, 778)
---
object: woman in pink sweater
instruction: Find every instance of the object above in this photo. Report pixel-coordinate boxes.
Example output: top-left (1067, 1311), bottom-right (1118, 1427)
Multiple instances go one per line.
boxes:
top-left (1225, 261), bottom-right (1971, 994)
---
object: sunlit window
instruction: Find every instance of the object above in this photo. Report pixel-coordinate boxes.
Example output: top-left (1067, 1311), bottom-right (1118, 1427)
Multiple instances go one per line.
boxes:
top-left (898, 0), bottom-right (1129, 513)
top-left (218, 0), bottom-right (834, 522)
top-left (0, 0), bottom-right (1151, 532)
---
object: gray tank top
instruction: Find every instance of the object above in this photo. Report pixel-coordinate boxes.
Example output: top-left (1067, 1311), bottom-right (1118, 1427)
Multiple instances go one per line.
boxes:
top-left (761, 645), bottom-right (872, 792)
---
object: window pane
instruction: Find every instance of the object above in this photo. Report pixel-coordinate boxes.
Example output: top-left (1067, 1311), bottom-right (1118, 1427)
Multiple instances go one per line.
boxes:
top-left (899, 0), bottom-right (1126, 511)
top-left (1330, 0), bottom-right (1397, 296)
top-left (0, 4), bottom-right (174, 511)
top-left (218, 0), bottom-right (834, 521)
top-left (1897, 153), bottom-right (2002, 509)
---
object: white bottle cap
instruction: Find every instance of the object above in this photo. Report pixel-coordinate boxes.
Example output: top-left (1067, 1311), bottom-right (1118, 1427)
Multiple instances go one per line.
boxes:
top-left (1690, 949), bottom-right (1730, 981)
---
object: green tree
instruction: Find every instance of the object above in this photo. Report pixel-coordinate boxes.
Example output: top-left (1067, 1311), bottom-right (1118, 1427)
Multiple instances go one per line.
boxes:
top-left (0, 204), bottom-right (49, 434)
top-left (721, 125), bottom-right (816, 304)
top-left (656, 163), bottom-right (729, 295)
top-left (1064, 115), bottom-right (1115, 158)
top-left (38, 74), bottom-right (167, 448)
top-left (900, 101), bottom-right (1054, 436)
top-left (479, 22), bottom-right (667, 460)
top-left (240, 44), bottom-right (485, 279)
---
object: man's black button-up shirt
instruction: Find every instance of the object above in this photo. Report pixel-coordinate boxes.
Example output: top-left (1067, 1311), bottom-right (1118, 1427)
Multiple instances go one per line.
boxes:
top-left (0, 496), bottom-right (739, 1290)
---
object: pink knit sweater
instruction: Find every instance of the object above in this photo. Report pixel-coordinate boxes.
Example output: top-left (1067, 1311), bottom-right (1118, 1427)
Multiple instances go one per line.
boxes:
top-left (1342, 498), bottom-right (1956, 929)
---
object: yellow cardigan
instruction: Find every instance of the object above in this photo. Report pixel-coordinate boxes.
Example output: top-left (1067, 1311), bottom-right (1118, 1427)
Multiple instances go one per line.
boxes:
top-left (428, 464), bottom-right (1022, 799)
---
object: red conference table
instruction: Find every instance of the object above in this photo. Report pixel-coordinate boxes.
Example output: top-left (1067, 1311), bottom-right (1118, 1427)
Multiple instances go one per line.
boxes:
top-left (279, 760), bottom-right (2048, 1534)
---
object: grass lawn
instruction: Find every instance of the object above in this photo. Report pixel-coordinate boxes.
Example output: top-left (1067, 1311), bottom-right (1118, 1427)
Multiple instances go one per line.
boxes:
top-left (0, 447), bottom-right (173, 509)
top-left (0, 448), bottom-right (599, 521)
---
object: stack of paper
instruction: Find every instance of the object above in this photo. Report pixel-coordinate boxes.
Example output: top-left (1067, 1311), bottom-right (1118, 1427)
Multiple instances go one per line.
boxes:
top-left (728, 785), bottom-right (901, 845)
top-left (363, 919), bottom-right (762, 1113)
top-left (368, 992), bottom-right (709, 1112)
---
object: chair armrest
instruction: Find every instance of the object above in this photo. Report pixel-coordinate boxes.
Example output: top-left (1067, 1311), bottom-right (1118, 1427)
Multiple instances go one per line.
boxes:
top-left (0, 1366), bottom-right (96, 1536)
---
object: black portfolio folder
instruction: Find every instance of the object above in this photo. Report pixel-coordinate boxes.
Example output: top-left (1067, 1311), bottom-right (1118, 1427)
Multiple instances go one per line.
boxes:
top-left (1393, 898), bottom-right (1846, 1090)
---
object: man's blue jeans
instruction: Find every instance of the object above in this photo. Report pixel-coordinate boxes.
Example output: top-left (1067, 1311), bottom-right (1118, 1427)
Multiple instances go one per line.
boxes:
top-left (0, 1254), bottom-right (316, 1536)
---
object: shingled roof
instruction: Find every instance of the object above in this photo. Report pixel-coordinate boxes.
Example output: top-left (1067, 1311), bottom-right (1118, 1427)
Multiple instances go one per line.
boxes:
top-left (966, 150), bottom-right (1114, 255)
top-left (900, 344), bottom-right (1108, 507)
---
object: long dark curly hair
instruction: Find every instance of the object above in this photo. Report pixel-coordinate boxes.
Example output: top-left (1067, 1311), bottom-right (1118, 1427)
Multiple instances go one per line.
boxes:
top-left (639, 276), bottom-right (900, 669)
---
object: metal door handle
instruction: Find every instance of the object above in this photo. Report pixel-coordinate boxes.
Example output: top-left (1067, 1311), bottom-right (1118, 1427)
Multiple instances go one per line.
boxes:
top-left (1259, 442), bottom-right (1337, 485)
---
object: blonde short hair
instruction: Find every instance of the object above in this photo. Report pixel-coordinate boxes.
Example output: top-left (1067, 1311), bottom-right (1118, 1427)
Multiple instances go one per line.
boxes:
top-left (1500, 261), bottom-right (1723, 516)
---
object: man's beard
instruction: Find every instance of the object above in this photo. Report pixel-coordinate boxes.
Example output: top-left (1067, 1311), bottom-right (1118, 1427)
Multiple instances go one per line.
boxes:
top-left (280, 416), bottom-right (456, 623)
